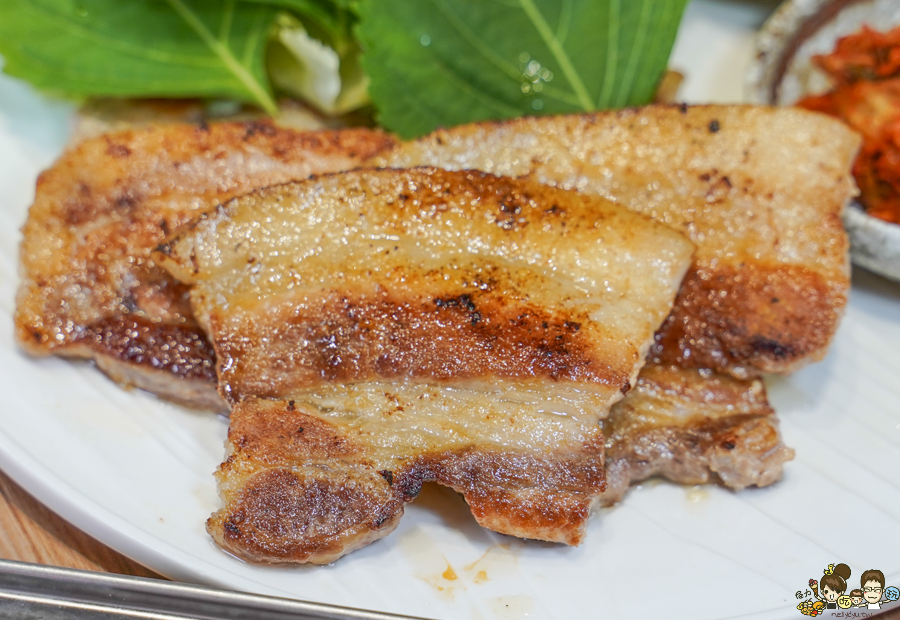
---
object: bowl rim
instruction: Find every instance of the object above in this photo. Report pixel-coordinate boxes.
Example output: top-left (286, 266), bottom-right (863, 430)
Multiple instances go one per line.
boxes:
top-left (746, 0), bottom-right (871, 106)
top-left (745, 0), bottom-right (900, 282)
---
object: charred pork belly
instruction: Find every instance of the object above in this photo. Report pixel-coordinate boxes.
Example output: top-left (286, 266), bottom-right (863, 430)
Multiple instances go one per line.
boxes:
top-left (159, 167), bottom-right (694, 562)
top-left (374, 105), bottom-right (860, 378)
top-left (16, 121), bottom-right (396, 409)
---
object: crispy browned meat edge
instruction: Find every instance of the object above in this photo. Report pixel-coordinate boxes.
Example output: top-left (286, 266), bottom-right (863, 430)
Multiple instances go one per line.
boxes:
top-left (600, 363), bottom-right (794, 506)
top-left (373, 105), bottom-right (860, 378)
top-left (15, 120), bottom-right (397, 409)
top-left (206, 397), bottom-right (605, 563)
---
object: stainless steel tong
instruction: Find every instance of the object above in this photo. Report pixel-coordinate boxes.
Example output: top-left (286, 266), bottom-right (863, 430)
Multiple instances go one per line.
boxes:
top-left (0, 558), bottom-right (431, 620)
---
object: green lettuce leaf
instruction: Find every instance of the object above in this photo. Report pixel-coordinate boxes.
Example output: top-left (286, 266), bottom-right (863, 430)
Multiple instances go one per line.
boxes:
top-left (356, 0), bottom-right (689, 138)
top-left (0, 0), bottom-right (282, 114)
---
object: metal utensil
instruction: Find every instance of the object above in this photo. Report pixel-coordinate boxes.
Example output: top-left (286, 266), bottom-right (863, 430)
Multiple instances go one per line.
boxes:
top-left (0, 558), bottom-right (431, 620)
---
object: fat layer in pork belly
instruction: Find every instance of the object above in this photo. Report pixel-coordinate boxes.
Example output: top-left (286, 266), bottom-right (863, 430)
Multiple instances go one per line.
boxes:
top-left (204, 365), bottom-right (793, 564)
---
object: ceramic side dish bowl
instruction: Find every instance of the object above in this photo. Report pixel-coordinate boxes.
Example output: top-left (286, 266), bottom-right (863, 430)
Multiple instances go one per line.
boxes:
top-left (746, 0), bottom-right (900, 282)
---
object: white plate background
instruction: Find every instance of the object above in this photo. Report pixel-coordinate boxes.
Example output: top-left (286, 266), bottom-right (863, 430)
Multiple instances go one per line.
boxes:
top-left (1, 1), bottom-right (899, 619)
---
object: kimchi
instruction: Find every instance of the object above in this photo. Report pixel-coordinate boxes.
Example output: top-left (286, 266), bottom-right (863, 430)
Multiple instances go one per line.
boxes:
top-left (798, 25), bottom-right (900, 225)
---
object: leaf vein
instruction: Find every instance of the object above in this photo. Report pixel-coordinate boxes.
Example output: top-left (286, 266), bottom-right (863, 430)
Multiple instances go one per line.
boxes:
top-left (616, 0), bottom-right (652, 107)
top-left (597, 0), bottom-right (620, 109)
top-left (431, 0), bottom-right (581, 107)
top-left (515, 0), bottom-right (594, 111)
top-left (556, 0), bottom-right (572, 45)
top-left (163, 0), bottom-right (277, 113)
top-left (429, 53), bottom-right (522, 117)
top-left (219, 0), bottom-right (235, 43)
top-left (11, 1), bottom-right (222, 68)
top-left (242, 11), bottom-right (267, 67)
top-left (431, 0), bottom-right (520, 81)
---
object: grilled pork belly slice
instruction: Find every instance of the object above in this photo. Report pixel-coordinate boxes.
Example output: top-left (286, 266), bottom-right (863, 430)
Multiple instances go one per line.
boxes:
top-left (209, 366), bottom-right (794, 564)
top-left (160, 167), bottom-right (695, 561)
top-left (210, 385), bottom-right (608, 563)
top-left (160, 168), bottom-right (694, 404)
top-left (600, 363), bottom-right (794, 506)
top-left (374, 105), bottom-right (861, 378)
top-left (15, 121), bottom-right (396, 409)
top-left (210, 366), bottom-right (793, 563)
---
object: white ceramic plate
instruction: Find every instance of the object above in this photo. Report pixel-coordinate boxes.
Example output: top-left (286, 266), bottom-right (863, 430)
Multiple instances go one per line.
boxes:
top-left (1, 2), bottom-right (899, 619)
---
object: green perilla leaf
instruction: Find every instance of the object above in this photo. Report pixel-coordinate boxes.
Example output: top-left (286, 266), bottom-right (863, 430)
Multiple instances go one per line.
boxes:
top-left (356, 0), bottom-right (689, 138)
top-left (0, 0), bottom-right (282, 114)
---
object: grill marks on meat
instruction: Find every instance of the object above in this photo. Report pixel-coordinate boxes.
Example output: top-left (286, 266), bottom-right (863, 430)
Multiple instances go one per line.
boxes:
top-left (600, 363), bottom-right (794, 506)
top-left (373, 105), bottom-right (861, 378)
top-left (206, 290), bottom-right (631, 402)
top-left (15, 121), bottom-right (396, 409)
top-left (162, 168), bottom-right (695, 562)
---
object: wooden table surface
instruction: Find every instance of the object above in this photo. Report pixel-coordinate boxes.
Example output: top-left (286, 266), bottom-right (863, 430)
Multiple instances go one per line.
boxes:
top-left (0, 467), bottom-right (162, 578)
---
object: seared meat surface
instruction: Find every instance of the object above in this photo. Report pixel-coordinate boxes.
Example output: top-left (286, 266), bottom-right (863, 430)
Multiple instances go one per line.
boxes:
top-left (161, 167), bottom-right (694, 562)
top-left (13, 108), bottom-right (813, 564)
top-left (15, 121), bottom-right (396, 409)
top-left (17, 106), bottom-right (856, 407)
top-left (209, 365), bottom-right (793, 564)
top-left (374, 105), bottom-right (860, 378)
top-left (160, 168), bottom-right (694, 405)
top-left (600, 363), bottom-right (794, 506)
top-left (210, 387), bottom-right (608, 563)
